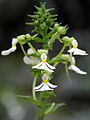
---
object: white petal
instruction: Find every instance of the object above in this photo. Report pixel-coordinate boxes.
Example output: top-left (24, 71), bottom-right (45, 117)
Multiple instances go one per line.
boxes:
top-left (12, 38), bottom-right (18, 45)
top-left (35, 86), bottom-right (45, 91)
top-left (45, 62), bottom-right (56, 69)
top-left (73, 48), bottom-right (88, 55)
top-left (1, 46), bottom-right (16, 56)
top-left (38, 63), bottom-right (54, 72)
top-left (36, 84), bottom-right (53, 91)
top-left (34, 83), bottom-right (44, 90)
top-left (42, 73), bottom-right (49, 80)
top-left (41, 53), bottom-right (47, 60)
top-left (47, 82), bottom-right (57, 88)
top-left (68, 48), bottom-right (75, 53)
top-left (68, 65), bottom-right (87, 74)
top-left (23, 56), bottom-right (32, 64)
top-left (32, 62), bottom-right (42, 69)
top-left (44, 84), bottom-right (53, 91)
top-left (27, 48), bottom-right (35, 54)
top-left (72, 39), bottom-right (78, 47)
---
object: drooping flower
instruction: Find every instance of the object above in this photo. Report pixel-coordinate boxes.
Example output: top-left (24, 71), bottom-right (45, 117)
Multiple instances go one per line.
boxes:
top-left (34, 73), bottom-right (57, 91)
top-left (1, 38), bottom-right (18, 56)
top-left (32, 53), bottom-right (55, 72)
top-left (68, 39), bottom-right (88, 55)
top-left (23, 48), bottom-right (40, 65)
top-left (68, 57), bottom-right (87, 74)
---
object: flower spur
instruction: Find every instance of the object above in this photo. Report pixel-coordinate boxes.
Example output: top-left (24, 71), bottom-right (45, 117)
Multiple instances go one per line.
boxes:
top-left (68, 57), bottom-right (87, 74)
top-left (32, 53), bottom-right (55, 72)
top-left (1, 38), bottom-right (18, 56)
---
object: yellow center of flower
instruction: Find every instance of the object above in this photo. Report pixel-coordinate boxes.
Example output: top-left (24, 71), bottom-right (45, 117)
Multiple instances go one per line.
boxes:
top-left (43, 80), bottom-right (48, 84)
top-left (12, 44), bottom-right (15, 47)
top-left (74, 46), bottom-right (77, 48)
top-left (42, 59), bottom-right (46, 63)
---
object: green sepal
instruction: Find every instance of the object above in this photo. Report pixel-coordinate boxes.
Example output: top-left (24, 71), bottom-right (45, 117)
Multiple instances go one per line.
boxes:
top-left (38, 49), bottom-right (48, 56)
top-left (17, 95), bottom-right (40, 107)
top-left (17, 35), bottom-right (26, 45)
top-left (62, 36), bottom-right (74, 46)
top-left (25, 34), bottom-right (32, 41)
top-left (17, 34), bottom-right (31, 45)
top-left (49, 54), bottom-right (70, 64)
top-left (45, 103), bottom-right (66, 115)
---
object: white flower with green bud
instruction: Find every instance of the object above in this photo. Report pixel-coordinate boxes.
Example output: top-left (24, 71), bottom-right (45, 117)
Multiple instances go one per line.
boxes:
top-left (34, 73), bottom-right (57, 91)
top-left (68, 57), bottom-right (87, 74)
top-left (23, 48), bottom-right (40, 65)
top-left (32, 53), bottom-right (55, 72)
top-left (1, 38), bottom-right (18, 56)
top-left (68, 39), bottom-right (88, 55)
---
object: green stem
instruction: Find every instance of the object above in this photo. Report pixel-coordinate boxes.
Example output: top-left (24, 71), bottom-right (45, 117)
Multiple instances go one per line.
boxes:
top-left (39, 92), bottom-right (45, 120)
top-left (32, 74), bottom-right (38, 100)
top-left (20, 44), bottom-right (27, 56)
top-left (54, 45), bottom-right (66, 67)
top-left (65, 63), bottom-right (72, 83)
top-left (69, 45), bottom-right (73, 64)
top-left (27, 42), bottom-right (38, 55)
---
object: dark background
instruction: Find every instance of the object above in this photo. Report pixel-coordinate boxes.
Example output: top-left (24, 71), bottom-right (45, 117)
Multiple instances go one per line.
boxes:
top-left (0, 0), bottom-right (90, 120)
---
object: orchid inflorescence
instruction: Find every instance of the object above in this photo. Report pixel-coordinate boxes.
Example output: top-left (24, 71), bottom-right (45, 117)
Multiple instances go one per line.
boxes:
top-left (1, 3), bottom-right (88, 120)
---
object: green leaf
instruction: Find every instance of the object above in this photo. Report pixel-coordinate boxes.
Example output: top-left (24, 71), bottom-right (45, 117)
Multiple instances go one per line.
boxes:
top-left (45, 103), bottom-right (66, 115)
top-left (17, 95), bottom-right (40, 106)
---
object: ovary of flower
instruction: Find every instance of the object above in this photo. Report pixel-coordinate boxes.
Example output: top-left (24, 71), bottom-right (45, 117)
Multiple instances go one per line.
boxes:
top-left (32, 53), bottom-right (55, 72)
top-left (1, 38), bottom-right (18, 56)
top-left (34, 73), bottom-right (57, 91)
top-left (68, 57), bottom-right (87, 74)
top-left (68, 39), bottom-right (88, 55)
top-left (23, 48), bottom-right (40, 65)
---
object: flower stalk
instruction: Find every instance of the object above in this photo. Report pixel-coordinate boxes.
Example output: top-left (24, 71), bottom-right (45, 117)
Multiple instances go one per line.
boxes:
top-left (39, 92), bottom-right (45, 120)
top-left (1, 2), bottom-right (88, 120)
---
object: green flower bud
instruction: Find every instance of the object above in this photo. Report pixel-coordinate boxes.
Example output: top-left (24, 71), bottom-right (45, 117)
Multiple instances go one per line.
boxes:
top-left (57, 26), bottom-right (67, 35)
top-left (54, 23), bottom-right (59, 30)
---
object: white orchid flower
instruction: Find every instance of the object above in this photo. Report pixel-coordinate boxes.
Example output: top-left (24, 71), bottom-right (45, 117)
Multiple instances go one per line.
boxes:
top-left (68, 39), bottom-right (88, 55)
top-left (68, 57), bottom-right (87, 74)
top-left (32, 53), bottom-right (55, 72)
top-left (1, 38), bottom-right (18, 56)
top-left (23, 48), bottom-right (40, 65)
top-left (34, 73), bottom-right (57, 91)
